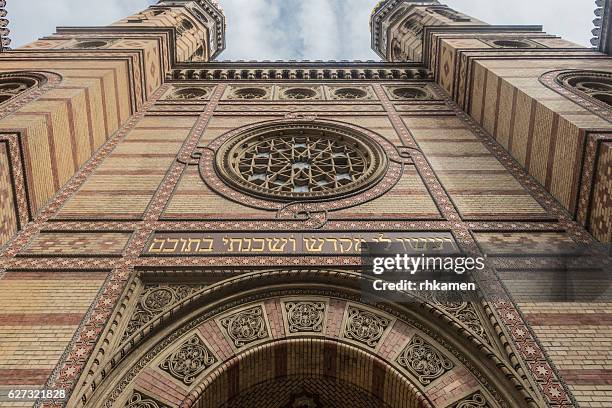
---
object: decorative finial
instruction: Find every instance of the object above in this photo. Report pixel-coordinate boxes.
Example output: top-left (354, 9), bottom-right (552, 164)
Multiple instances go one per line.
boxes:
top-left (0, 0), bottom-right (11, 52)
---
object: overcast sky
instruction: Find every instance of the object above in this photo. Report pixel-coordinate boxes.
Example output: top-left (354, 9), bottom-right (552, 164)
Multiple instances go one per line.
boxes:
top-left (6, 0), bottom-right (596, 60)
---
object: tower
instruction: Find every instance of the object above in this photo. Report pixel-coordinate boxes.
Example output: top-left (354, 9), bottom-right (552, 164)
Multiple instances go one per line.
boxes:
top-left (0, 1), bottom-right (610, 408)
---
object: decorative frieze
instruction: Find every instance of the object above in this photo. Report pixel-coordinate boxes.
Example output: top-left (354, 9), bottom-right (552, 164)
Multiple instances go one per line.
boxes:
top-left (167, 66), bottom-right (432, 81)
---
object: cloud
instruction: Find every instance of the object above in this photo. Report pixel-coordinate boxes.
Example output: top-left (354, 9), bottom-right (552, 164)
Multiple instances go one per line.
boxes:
top-left (219, 0), bottom-right (296, 60)
top-left (7, 0), bottom-right (595, 59)
top-left (444, 0), bottom-right (593, 48)
top-left (7, 0), bottom-right (155, 48)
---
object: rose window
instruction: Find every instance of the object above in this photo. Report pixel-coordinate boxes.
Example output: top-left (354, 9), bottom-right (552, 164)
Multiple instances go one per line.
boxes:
top-left (491, 39), bottom-right (533, 48)
top-left (215, 124), bottom-right (387, 201)
top-left (73, 40), bottom-right (109, 49)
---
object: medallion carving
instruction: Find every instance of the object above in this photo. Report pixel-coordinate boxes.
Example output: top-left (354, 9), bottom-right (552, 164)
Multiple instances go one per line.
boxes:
top-left (219, 305), bottom-right (270, 348)
top-left (123, 285), bottom-right (205, 341)
top-left (396, 335), bottom-right (454, 385)
top-left (342, 305), bottom-right (391, 348)
top-left (449, 392), bottom-right (491, 408)
top-left (159, 335), bottom-right (216, 385)
top-left (284, 300), bottom-right (326, 333)
top-left (124, 391), bottom-right (170, 408)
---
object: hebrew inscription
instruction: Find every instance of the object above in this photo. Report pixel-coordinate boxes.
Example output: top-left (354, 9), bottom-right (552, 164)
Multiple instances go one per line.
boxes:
top-left (144, 232), bottom-right (459, 256)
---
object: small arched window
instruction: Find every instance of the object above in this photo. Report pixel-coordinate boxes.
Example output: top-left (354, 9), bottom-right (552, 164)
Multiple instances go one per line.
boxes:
top-left (557, 70), bottom-right (612, 107)
top-left (0, 72), bottom-right (41, 106)
top-left (540, 70), bottom-right (612, 122)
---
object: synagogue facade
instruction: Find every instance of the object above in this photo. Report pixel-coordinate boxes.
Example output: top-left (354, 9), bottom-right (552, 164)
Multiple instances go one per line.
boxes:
top-left (0, 0), bottom-right (610, 407)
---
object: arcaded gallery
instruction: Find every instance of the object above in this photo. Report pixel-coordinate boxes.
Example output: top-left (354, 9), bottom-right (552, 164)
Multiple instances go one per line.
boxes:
top-left (0, 0), bottom-right (610, 407)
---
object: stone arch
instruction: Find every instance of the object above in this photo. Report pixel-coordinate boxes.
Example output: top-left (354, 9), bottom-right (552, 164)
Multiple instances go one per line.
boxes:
top-left (74, 269), bottom-right (540, 407)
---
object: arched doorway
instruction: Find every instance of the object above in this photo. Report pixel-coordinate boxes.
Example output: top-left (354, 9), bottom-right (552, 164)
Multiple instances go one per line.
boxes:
top-left (187, 338), bottom-right (427, 408)
top-left (72, 269), bottom-right (540, 407)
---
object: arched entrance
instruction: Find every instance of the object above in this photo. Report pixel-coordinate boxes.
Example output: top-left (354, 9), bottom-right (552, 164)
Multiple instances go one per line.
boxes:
top-left (187, 338), bottom-right (426, 408)
top-left (72, 270), bottom-right (541, 407)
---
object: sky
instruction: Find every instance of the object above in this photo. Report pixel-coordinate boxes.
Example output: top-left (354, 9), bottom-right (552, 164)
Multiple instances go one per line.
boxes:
top-left (5, 0), bottom-right (596, 60)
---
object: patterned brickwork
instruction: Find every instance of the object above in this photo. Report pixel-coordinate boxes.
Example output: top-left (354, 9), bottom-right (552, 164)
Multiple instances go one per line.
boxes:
top-left (21, 232), bottom-right (132, 256)
top-left (474, 232), bottom-right (576, 255)
top-left (0, 271), bottom-right (107, 394)
top-left (404, 115), bottom-right (549, 219)
top-left (0, 142), bottom-right (18, 246)
top-left (0, 8), bottom-right (609, 407)
top-left (589, 141), bottom-right (612, 242)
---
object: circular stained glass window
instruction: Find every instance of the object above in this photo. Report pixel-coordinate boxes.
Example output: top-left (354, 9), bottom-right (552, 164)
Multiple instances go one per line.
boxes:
top-left (215, 124), bottom-right (388, 201)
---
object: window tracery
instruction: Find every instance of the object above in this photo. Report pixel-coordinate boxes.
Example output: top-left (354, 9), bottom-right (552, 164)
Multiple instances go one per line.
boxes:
top-left (215, 123), bottom-right (388, 201)
top-left (557, 70), bottom-right (612, 107)
top-left (73, 40), bottom-right (110, 49)
top-left (392, 86), bottom-right (431, 100)
top-left (283, 88), bottom-right (317, 100)
top-left (0, 73), bottom-right (38, 105)
top-left (232, 87), bottom-right (268, 99)
top-left (333, 88), bottom-right (367, 99)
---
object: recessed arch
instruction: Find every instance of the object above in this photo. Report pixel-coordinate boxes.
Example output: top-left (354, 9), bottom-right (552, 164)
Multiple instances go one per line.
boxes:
top-left (72, 269), bottom-right (541, 408)
top-left (185, 338), bottom-right (429, 408)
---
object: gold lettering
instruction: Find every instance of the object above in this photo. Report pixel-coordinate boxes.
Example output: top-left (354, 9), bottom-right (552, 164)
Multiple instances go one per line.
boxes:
top-left (304, 237), bottom-right (325, 252)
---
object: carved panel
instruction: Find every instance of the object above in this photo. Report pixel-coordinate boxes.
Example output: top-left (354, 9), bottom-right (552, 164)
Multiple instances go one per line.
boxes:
top-left (448, 391), bottom-right (492, 408)
top-left (341, 304), bottom-right (392, 348)
top-left (281, 299), bottom-right (327, 334)
top-left (217, 305), bottom-right (270, 349)
top-left (159, 334), bottom-right (216, 385)
top-left (124, 391), bottom-right (170, 408)
top-left (396, 335), bottom-right (454, 385)
top-left (122, 284), bottom-right (206, 341)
